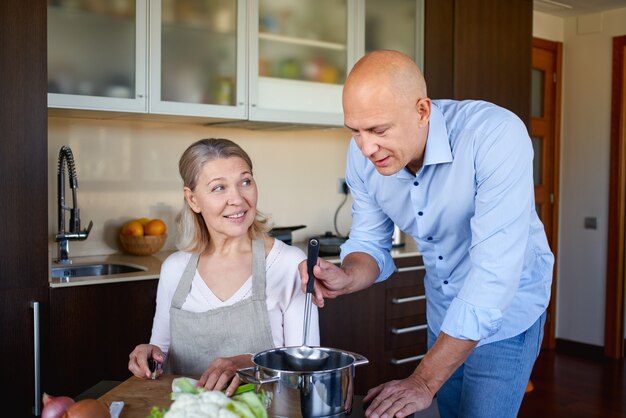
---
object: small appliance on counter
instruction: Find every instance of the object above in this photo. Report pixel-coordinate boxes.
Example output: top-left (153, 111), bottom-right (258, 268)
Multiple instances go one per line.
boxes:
top-left (392, 224), bottom-right (405, 248)
top-left (269, 225), bottom-right (306, 245)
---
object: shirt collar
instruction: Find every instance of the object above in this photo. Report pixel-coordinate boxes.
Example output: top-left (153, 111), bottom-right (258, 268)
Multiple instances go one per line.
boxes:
top-left (395, 102), bottom-right (452, 179)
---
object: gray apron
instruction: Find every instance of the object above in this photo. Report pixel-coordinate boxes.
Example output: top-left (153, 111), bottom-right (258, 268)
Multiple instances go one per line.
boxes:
top-left (165, 238), bottom-right (275, 376)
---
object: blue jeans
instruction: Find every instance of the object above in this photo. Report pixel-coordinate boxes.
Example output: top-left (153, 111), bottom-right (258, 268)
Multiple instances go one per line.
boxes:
top-left (428, 311), bottom-right (546, 418)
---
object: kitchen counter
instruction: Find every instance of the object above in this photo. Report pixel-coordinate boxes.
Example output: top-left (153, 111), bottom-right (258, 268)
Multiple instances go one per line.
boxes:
top-left (50, 238), bottom-right (421, 288)
top-left (49, 251), bottom-right (173, 288)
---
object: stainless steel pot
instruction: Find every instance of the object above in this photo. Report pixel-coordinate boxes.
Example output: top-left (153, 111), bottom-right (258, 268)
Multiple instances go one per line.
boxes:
top-left (237, 346), bottom-right (368, 418)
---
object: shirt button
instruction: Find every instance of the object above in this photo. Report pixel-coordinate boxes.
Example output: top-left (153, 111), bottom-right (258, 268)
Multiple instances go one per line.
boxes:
top-left (413, 181), bottom-right (419, 186)
top-left (418, 211), bottom-right (424, 216)
top-left (443, 280), bottom-right (449, 284)
top-left (427, 236), bottom-right (433, 241)
top-left (438, 256), bottom-right (443, 260)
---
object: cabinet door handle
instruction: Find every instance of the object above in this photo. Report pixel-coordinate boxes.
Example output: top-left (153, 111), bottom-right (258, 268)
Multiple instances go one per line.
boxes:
top-left (391, 295), bottom-right (426, 304)
top-left (31, 301), bottom-right (41, 416)
top-left (396, 265), bottom-right (426, 273)
top-left (390, 354), bottom-right (425, 365)
top-left (391, 324), bottom-right (428, 335)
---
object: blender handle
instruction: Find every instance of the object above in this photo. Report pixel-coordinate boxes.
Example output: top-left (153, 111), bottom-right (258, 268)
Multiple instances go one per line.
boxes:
top-left (237, 367), bottom-right (280, 385)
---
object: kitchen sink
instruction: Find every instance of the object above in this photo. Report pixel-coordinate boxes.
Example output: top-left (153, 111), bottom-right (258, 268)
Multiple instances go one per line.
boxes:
top-left (51, 263), bottom-right (147, 279)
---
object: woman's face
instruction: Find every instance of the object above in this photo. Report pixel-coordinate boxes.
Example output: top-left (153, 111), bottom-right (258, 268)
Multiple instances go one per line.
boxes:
top-left (184, 156), bottom-right (258, 241)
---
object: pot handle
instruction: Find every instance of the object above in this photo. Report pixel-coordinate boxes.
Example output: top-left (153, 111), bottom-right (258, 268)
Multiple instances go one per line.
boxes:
top-left (345, 350), bottom-right (369, 367)
top-left (237, 366), bottom-right (280, 385)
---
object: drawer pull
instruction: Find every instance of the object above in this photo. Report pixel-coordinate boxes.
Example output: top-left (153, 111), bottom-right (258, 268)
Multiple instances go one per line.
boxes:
top-left (391, 295), bottom-right (426, 304)
top-left (391, 324), bottom-right (428, 335)
top-left (390, 354), bottom-right (425, 365)
top-left (396, 265), bottom-right (426, 273)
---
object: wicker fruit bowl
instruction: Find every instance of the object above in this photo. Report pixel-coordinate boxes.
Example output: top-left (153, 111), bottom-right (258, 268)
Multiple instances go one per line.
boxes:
top-left (119, 234), bottom-right (166, 256)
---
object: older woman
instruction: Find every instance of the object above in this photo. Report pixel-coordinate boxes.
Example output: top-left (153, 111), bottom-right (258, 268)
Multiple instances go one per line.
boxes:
top-left (128, 138), bottom-right (319, 395)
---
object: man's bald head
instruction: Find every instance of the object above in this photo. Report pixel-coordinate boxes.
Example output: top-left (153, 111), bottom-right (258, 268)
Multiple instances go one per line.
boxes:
top-left (343, 50), bottom-right (427, 105)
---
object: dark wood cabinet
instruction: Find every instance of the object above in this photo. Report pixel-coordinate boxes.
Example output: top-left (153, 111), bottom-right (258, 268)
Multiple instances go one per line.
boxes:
top-left (0, 0), bottom-right (48, 416)
top-left (424, 0), bottom-right (533, 126)
top-left (47, 280), bottom-right (158, 398)
top-left (319, 255), bottom-right (425, 395)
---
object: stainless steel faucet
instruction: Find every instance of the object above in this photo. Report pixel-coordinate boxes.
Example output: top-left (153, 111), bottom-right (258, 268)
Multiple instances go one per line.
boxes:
top-left (55, 145), bottom-right (92, 264)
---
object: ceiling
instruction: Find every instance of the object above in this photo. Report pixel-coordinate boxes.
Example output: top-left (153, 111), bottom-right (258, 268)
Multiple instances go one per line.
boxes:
top-left (533, 0), bottom-right (626, 17)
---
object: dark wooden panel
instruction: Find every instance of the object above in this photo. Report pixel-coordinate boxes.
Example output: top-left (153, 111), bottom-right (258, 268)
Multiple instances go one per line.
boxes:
top-left (0, 0), bottom-right (48, 292)
top-left (453, 0), bottom-right (532, 126)
top-left (48, 280), bottom-right (158, 397)
top-left (423, 0), bottom-right (455, 99)
top-left (0, 0), bottom-right (48, 415)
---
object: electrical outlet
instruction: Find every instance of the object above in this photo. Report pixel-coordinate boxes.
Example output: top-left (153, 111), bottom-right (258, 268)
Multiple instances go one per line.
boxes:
top-left (337, 178), bottom-right (347, 194)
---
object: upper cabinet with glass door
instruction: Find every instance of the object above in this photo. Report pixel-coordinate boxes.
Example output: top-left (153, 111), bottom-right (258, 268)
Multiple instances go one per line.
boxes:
top-left (47, 0), bottom-right (148, 112)
top-left (360, 0), bottom-right (423, 69)
top-left (248, 0), bottom-right (356, 126)
top-left (149, 0), bottom-right (247, 120)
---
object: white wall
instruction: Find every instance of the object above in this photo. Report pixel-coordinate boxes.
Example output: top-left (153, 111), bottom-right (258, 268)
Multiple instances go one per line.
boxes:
top-left (533, 7), bottom-right (626, 346)
top-left (48, 118), bottom-right (353, 258)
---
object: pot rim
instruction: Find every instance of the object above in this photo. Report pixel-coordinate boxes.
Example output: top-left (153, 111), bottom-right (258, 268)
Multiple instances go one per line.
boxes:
top-left (249, 345), bottom-right (369, 375)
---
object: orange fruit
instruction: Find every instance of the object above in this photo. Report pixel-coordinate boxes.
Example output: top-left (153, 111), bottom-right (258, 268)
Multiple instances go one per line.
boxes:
top-left (121, 220), bottom-right (144, 237)
top-left (136, 217), bottom-right (151, 226)
top-left (144, 219), bottom-right (166, 236)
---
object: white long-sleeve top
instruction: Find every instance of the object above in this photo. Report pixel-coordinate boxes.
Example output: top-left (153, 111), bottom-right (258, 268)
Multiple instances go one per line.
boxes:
top-left (150, 239), bottom-right (320, 355)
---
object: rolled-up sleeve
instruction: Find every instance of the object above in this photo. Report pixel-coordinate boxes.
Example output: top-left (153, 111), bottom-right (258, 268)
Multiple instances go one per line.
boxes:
top-left (340, 140), bottom-right (396, 282)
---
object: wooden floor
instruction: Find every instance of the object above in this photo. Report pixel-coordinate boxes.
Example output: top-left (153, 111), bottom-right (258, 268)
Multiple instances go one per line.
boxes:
top-left (518, 349), bottom-right (626, 418)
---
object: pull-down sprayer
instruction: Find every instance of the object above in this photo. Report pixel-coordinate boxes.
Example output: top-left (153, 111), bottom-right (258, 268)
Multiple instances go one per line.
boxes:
top-left (55, 145), bottom-right (92, 264)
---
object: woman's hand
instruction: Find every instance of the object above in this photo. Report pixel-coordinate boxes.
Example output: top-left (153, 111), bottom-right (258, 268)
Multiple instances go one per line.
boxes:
top-left (197, 354), bottom-right (254, 395)
top-left (128, 343), bottom-right (165, 379)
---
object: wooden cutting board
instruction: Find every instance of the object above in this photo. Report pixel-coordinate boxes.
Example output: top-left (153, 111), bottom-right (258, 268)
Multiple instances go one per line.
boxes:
top-left (99, 375), bottom-right (181, 418)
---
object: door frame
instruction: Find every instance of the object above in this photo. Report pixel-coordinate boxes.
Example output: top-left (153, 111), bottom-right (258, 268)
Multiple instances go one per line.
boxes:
top-left (605, 35), bottom-right (626, 359)
top-left (532, 37), bottom-right (562, 350)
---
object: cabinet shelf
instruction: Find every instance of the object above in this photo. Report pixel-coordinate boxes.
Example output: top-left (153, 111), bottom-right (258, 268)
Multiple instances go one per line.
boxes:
top-left (259, 32), bottom-right (346, 51)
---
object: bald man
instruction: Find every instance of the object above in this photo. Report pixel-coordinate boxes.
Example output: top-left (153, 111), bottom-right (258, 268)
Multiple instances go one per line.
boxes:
top-left (299, 50), bottom-right (554, 418)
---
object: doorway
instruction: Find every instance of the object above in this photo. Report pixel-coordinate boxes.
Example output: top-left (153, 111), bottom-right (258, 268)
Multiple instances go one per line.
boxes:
top-left (605, 35), bottom-right (626, 359)
top-left (531, 38), bottom-right (561, 350)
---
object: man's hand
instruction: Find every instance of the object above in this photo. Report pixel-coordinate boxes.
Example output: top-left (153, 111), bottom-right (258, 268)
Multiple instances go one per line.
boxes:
top-left (298, 258), bottom-right (351, 307)
top-left (363, 375), bottom-right (434, 418)
top-left (298, 251), bottom-right (380, 307)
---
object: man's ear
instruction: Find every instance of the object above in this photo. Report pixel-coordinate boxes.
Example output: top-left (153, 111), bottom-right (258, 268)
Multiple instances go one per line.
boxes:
top-left (415, 98), bottom-right (432, 128)
top-left (184, 187), bottom-right (201, 213)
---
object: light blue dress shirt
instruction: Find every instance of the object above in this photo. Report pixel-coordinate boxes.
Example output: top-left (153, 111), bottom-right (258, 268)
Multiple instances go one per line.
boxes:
top-left (341, 99), bottom-right (554, 345)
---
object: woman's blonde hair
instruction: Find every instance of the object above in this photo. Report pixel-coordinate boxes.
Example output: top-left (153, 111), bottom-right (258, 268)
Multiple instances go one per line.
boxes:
top-left (176, 138), bottom-right (270, 253)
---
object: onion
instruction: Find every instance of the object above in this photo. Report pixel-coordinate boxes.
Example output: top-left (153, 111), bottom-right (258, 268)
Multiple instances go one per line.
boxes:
top-left (42, 393), bottom-right (75, 418)
top-left (62, 399), bottom-right (110, 418)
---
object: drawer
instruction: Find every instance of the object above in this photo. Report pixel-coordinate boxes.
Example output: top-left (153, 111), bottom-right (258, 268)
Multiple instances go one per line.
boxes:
top-left (386, 264), bottom-right (425, 291)
top-left (384, 345), bottom-right (428, 381)
top-left (386, 315), bottom-right (427, 350)
top-left (386, 284), bottom-right (426, 319)
top-left (393, 255), bottom-right (424, 269)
